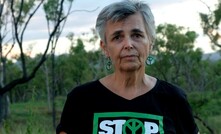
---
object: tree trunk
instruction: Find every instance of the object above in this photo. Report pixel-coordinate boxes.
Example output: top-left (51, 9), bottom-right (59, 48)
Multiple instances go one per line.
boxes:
top-left (51, 53), bottom-right (56, 129)
top-left (0, 94), bottom-right (10, 127)
top-left (194, 115), bottom-right (214, 134)
top-left (0, 56), bottom-right (10, 126)
top-left (43, 63), bottom-right (51, 111)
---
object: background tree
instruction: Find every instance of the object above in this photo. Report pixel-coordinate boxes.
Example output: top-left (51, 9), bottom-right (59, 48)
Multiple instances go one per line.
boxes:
top-left (199, 0), bottom-right (221, 50)
top-left (0, 22), bottom-right (219, 133)
top-left (0, 0), bottom-right (74, 126)
top-left (148, 24), bottom-right (203, 90)
top-left (198, 1), bottom-right (221, 132)
top-left (147, 23), bottom-right (217, 133)
top-left (67, 34), bottom-right (91, 85)
top-left (43, 0), bottom-right (74, 128)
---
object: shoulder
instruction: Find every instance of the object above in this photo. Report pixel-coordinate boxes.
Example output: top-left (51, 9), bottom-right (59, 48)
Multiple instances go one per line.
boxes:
top-left (154, 78), bottom-right (187, 100)
top-left (67, 80), bottom-right (100, 98)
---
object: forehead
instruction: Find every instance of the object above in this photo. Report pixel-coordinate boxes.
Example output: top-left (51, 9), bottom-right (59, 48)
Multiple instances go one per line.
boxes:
top-left (105, 13), bottom-right (146, 34)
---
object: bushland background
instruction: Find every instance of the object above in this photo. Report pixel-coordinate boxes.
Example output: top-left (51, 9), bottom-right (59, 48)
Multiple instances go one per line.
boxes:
top-left (0, 0), bottom-right (221, 134)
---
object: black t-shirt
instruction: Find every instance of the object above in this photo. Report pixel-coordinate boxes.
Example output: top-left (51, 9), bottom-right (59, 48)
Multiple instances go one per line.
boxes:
top-left (56, 79), bottom-right (199, 134)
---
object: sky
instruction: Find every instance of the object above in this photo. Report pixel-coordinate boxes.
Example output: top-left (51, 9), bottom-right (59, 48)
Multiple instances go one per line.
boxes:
top-left (14, 0), bottom-right (219, 57)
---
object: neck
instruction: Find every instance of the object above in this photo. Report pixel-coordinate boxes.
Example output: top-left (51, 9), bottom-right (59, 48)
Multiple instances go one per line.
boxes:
top-left (100, 70), bottom-right (156, 100)
top-left (113, 71), bottom-right (145, 89)
top-left (104, 72), bottom-right (152, 100)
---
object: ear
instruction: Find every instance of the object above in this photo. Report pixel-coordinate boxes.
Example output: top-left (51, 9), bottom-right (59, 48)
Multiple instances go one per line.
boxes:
top-left (100, 40), bottom-right (109, 57)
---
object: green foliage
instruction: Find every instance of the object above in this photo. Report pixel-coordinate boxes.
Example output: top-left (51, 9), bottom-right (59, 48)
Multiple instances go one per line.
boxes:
top-left (1, 20), bottom-right (220, 133)
top-left (12, 0), bottom-right (35, 23)
top-left (0, 99), bottom-right (61, 134)
top-left (5, 60), bottom-right (22, 83)
top-left (43, 0), bottom-right (63, 21)
top-left (69, 38), bottom-right (86, 54)
top-left (214, 0), bottom-right (221, 26)
top-left (188, 89), bottom-right (221, 133)
top-left (43, 0), bottom-right (74, 22)
top-left (0, 0), bottom-right (76, 129)
top-left (8, 54), bottom-right (48, 102)
top-left (148, 24), bottom-right (204, 92)
top-left (155, 24), bottom-right (197, 53)
top-left (189, 90), bottom-right (221, 116)
top-left (147, 23), bottom-right (221, 132)
top-left (199, 0), bottom-right (221, 48)
top-left (68, 38), bottom-right (89, 85)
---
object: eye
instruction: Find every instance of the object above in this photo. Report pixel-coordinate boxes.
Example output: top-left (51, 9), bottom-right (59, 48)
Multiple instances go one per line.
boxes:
top-left (132, 33), bottom-right (143, 39)
top-left (112, 35), bottom-right (122, 42)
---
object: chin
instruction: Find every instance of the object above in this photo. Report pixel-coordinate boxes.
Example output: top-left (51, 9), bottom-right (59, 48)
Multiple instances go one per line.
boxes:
top-left (121, 65), bottom-right (140, 72)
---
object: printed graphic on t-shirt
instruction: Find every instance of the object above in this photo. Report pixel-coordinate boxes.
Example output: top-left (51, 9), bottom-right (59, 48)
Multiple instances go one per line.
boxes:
top-left (93, 112), bottom-right (164, 134)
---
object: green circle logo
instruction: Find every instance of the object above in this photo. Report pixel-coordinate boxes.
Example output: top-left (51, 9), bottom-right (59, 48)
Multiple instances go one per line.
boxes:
top-left (123, 119), bottom-right (145, 134)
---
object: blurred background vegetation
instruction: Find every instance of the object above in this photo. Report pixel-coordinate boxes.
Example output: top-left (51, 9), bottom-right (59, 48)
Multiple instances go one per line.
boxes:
top-left (0, 0), bottom-right (221, 134)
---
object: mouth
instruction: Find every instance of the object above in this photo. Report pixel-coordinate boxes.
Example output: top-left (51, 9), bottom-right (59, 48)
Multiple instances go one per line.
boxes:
top-left (121, 55), bottom-right (138, 60)
top-left (121, 54), bottom-right (138, 58)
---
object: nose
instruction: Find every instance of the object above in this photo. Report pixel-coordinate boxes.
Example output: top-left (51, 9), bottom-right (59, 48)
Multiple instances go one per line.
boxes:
top-left (123, 38), bottom-right (133, 50)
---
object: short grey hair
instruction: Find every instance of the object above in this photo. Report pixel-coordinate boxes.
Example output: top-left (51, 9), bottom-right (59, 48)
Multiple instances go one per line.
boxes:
top-left (95, 0), bottom-right (156, 45)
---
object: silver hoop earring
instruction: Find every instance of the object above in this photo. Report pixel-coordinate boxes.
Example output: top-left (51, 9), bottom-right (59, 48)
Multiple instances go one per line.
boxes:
top-left (146, 55), bottom-right (155, 65)
top-left (106, 57), bottom-right (112, 70)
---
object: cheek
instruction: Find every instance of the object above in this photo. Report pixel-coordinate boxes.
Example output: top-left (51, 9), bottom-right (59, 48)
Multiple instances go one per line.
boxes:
top-left (137, 51), bottom-right (147, 64)
top-left (141, 53), bottom-right (148, 61)
top-left (105, 46), bottom-right (114, 57)
top-left (140, 46), bottom-right (149, 57)
top-left (109, 50), bottom-right (119, 63)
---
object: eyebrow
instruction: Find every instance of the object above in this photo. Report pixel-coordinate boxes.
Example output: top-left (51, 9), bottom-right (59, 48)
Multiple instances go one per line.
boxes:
top-left (111, 29), bottom-right (144, 36)
top-left (131, 28), bottom-right (144, 34)
top-left (111, 30), bottom-right (123, 38)
top-left (109, 28), bottom-right (145, 40)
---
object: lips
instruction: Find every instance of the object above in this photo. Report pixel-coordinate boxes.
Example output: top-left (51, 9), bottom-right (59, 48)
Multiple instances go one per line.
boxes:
top-left (121, 54), bottom-right (138, 58)
top-left (122, 55), bottom-right (136, 58)
top-left (120, 53), bottom-right (138, 57)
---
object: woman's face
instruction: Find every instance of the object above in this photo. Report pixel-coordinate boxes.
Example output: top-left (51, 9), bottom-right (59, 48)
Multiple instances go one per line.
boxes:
top-left (100, 12), bottom-right (151, 72)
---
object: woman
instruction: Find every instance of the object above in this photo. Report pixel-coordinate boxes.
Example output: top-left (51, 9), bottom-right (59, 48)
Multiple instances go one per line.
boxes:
top-left (56, 0), bottom-right (199, 133)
